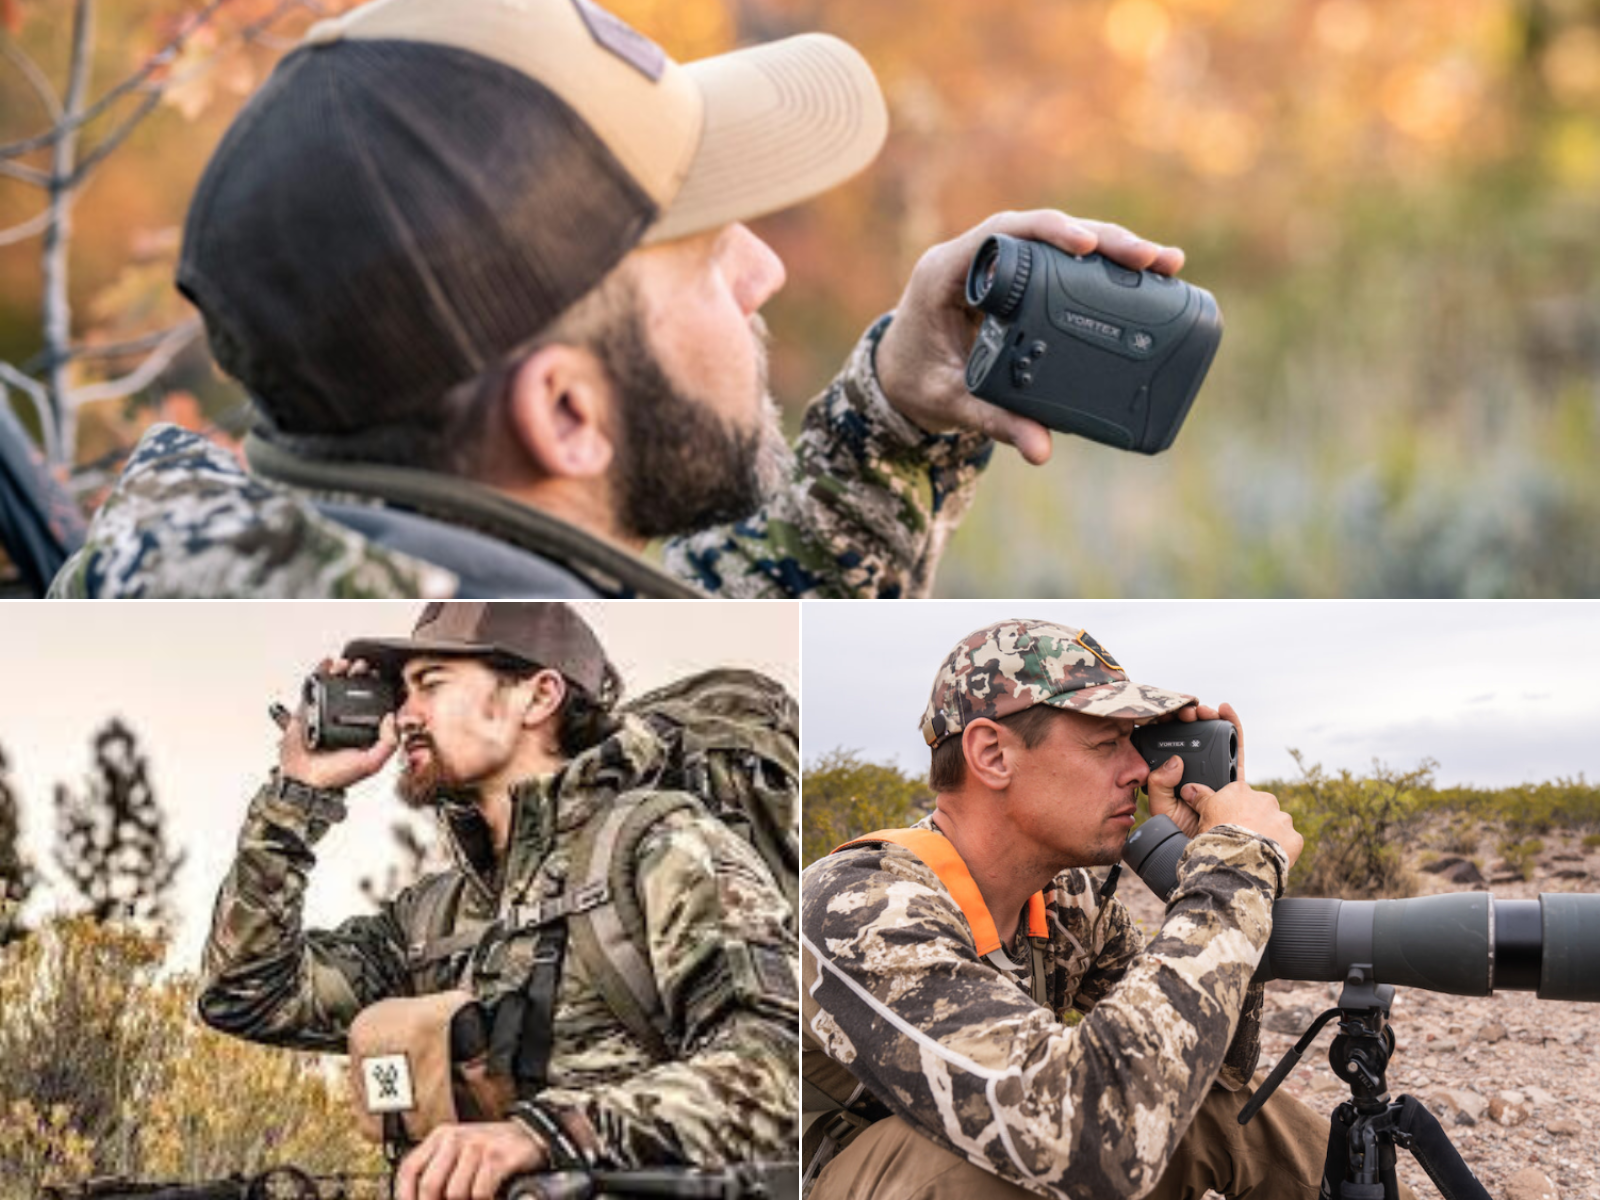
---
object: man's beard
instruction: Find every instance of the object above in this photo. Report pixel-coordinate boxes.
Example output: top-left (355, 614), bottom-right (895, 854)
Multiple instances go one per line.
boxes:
top-left (395, 734), bottom-right (464, 809)
top-left (608, 309), bottom-right (791, 540)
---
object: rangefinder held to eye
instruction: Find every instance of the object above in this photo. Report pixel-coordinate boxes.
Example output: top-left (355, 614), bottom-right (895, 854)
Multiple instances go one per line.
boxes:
top-left (964, 234), bottom-right (1223, 453)
top-left (302, 670), bottom-right (397, 751)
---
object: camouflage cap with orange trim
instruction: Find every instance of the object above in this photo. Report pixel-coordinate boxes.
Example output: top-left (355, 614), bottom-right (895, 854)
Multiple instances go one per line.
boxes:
top-left (920, 619), bottom-right (1197, 747)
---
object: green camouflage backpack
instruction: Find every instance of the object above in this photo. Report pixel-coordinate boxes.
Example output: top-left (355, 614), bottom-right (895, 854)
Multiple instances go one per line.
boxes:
top-left (560, 667), bottom-right (799, 1061)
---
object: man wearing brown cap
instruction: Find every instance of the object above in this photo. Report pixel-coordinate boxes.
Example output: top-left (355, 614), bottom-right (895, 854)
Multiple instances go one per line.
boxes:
top-left (199, 602), bottom-right (798, 1200)
top-left (800, 619), bottom-right (1411, 1199)
top-left (49, 0), bottom-right (1185, 600)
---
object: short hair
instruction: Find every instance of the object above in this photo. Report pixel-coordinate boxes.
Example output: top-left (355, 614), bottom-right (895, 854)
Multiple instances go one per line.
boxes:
top-left (486, 653), bottom-right (618, 759)
top-left (252, 260), bottom-right (636, 476)
top-left (928, 703), bottom-right (1065, 792)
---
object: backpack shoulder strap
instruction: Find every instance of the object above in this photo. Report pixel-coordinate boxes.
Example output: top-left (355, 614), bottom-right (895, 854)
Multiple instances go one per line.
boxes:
top-left (565, 788), bottom-right (701, 1061)
top-left (398, 872), bottom-right (476, 972)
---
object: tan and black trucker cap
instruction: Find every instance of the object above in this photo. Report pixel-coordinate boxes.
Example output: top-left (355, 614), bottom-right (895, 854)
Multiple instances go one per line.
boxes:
top-left (177, 0), bottom-right (888, 437)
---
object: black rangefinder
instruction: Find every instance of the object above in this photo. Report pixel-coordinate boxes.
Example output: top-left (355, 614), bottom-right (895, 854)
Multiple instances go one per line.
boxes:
top-left (302, 672), bottom-right (396, 751)
top-left (963, 235), bottom-right (1222, 453)
top-left (1130, 718), bottom-right (1236, 796)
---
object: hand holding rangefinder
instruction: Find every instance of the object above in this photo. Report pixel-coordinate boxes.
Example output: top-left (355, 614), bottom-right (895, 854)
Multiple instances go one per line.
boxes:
top-left (964, 234), bottom-right (1222, 453)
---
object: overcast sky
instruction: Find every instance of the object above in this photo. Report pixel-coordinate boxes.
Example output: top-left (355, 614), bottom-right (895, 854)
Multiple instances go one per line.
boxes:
top-left (1, 601), bottom-right (797, 971)
top-left (801, 601), bottom-right (1600, 790)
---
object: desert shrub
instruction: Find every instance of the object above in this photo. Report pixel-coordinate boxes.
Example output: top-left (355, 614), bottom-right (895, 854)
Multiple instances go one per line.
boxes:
top-left (1440, 820), bottom-right (1483, 856)
top-left (1496, 838), bottom-right (1545, 881)
top-left (0, 917), bottom-right (377, 1199)
top-left (802, 751), bottom-right (933, 867)
top-left (1272, 753), bottom-right (1433, 899)
top-left (1583, 834), bottom-right (1600, 850)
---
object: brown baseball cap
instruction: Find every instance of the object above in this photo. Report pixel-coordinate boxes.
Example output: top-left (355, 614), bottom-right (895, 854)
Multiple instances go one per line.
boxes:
top-left (177, 0), bottom-right (888, 437)
top-left (344, 601), bottom-right (620, 704)
top-left (920, 618), bottom-right (1196, 747)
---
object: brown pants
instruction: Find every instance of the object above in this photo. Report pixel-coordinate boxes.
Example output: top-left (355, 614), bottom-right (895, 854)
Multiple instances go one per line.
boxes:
top-left (811, 1083), bottom-right (1420, 1200)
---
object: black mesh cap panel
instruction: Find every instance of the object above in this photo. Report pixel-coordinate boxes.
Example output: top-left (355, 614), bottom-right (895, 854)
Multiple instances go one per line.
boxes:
top-left (177, 40), bottom-right (658, 436)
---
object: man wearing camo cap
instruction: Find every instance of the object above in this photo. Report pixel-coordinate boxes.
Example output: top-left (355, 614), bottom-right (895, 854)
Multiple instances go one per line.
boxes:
top-left (800, 619), bottom-right (1418, 1199)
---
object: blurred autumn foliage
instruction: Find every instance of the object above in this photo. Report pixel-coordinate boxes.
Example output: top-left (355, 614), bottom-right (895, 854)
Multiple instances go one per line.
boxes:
top-left (2, 0), bottom-right (1598, 594)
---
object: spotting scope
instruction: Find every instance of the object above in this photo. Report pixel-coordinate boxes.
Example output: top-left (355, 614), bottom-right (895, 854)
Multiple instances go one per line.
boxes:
top-left (1123, 721), bottom-right (1600, 1002)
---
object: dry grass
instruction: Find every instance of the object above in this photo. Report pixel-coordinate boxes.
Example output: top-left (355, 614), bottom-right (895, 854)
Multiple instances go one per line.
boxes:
top-left (0, 917), bottom-right (379, 1199)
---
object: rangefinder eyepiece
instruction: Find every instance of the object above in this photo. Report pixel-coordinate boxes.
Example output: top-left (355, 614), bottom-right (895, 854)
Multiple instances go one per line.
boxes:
top-left (303, 672), bottom-right (396, 752)
top-left (963, 234), bottom-right (1222, 454)
top-left (965, 235), bottom-right (1032, 318)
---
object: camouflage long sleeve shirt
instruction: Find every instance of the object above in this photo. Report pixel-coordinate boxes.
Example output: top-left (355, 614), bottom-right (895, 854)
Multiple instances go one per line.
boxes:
top-left (199, 716), bottom-right (797, 1167)
top-left (800, 820), bottom-right (1286, 1200)
top-left (50, 316), bottom-right (993, 599)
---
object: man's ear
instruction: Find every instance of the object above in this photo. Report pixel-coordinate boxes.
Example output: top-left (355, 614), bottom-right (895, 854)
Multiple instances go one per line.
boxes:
top-left (963, 719), bottom-right (1012, 791)
top-left (518, 668), bottom-right (568, 731)
top-left (506, 345), bottom-right (616, 480)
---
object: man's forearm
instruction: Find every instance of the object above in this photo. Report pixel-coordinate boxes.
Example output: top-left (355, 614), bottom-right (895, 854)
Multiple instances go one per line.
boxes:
top-left (199, 776), bottom-right (408, 1051)
top-left (546, 1011), bottom-right (796, 1168)
top-left (664, 315), bottom-right (994, 598)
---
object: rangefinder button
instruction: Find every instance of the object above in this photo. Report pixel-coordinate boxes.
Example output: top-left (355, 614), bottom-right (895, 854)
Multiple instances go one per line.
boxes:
top-left (1107, 264), bottom-right (1142, 288)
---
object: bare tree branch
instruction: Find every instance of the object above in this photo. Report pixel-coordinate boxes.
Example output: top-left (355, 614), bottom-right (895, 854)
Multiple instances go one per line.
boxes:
top-left (2, 40), bottom-right (63, 122)
top-left (0, 0), bottom-right (241, 161)
top-left (0, 207), bottom-right (53, 247)
top-left (66, 321), bottom-right (201, 407)
top-left (42, 0), bottom-right (317, 193)
top-left (0, 361), bottom-right (60, 464)
top-left (0, 158), bottom-right (50, 187)
top-left (26, 318), bottom-right (202, 373)
top-left (40, 0), bottom-right (95, 465)
top-left (65, 91), bottom-right (160, 189)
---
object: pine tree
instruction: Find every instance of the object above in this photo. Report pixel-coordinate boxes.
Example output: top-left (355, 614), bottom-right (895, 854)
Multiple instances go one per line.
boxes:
top-left (53, 719), bottom-right (184, 926)
top-left (0, 742), bottom-right (35, 943)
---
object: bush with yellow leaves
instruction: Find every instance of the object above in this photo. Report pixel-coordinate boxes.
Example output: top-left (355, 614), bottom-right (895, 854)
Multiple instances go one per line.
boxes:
top-left (0, 916), bottom-right (380, 1199)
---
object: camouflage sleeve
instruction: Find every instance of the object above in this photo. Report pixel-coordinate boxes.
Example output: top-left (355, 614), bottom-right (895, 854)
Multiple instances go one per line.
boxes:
top-left (1059, 873), bottom-right (1263, 1090)
top-left (801, 826), bottom-right (1287, 1200)
top-left (549, 810), bottom-right (797, 1167)
top-left (197, 777), bottom-right (415, 1053)
top-left (662, 315), bottom-right (995, 598)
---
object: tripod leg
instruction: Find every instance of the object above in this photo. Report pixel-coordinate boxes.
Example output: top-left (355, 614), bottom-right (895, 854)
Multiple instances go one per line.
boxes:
top-left (1321, 1104), bottom-right (1352, 1200)
top-left (1392, 1096), bottom-right (1492, 1200)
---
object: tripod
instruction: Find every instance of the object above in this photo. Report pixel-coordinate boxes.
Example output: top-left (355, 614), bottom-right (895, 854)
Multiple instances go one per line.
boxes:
top-left (1237, 969), bottom-right (1492, 1200)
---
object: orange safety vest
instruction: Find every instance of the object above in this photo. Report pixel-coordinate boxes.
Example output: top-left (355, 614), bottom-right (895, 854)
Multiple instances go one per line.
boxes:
top-left (834, 828), bottom-right (1050, 1003)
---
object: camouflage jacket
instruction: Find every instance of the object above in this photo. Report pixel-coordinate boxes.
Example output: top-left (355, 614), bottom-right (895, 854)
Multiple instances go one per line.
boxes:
top-left (800, 818), bottom-right (1286, 1200)
top-left (49, 317), bottom-right (993, 599)
top-left (198, 715), bottom-right (797, 1167)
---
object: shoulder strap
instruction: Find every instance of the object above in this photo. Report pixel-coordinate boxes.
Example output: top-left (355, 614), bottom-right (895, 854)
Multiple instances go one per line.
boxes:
top-left (565, 789), bottom-right (701, 1061)
top-left (834, 829), bottom-right (1048, 957)
top-left (402, 873), bottom-right (476, 972)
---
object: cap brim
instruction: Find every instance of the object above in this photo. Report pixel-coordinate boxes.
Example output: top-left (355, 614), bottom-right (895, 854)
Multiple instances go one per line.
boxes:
top-left (641, 33), bottom-right (888, 245)
top-left (1045, 680), bottom-right (1198, 721)
top-left (341, 636), bottom-right (512, 677)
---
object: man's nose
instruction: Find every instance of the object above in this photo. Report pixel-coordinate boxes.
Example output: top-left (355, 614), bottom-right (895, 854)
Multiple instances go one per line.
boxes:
top-left (1120, 740), bottom-right (1151, 790)
top-left (730, 223), bottom-right (786, 314)
top-left (395, 693), bottom-right (424, 732)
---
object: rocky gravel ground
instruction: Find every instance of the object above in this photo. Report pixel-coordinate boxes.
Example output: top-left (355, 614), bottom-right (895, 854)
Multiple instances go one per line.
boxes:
top-left (1114, 828), bottom-right (1600, 1200)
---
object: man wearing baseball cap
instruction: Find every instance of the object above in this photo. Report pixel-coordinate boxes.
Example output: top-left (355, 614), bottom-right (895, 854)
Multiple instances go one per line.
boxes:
top-left (49, 0), bottom-right (1186, 600)
top-left (199, 602), bottom-right (798, 1200)
top-left (799, 619), bottom-right (1407, 1199)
